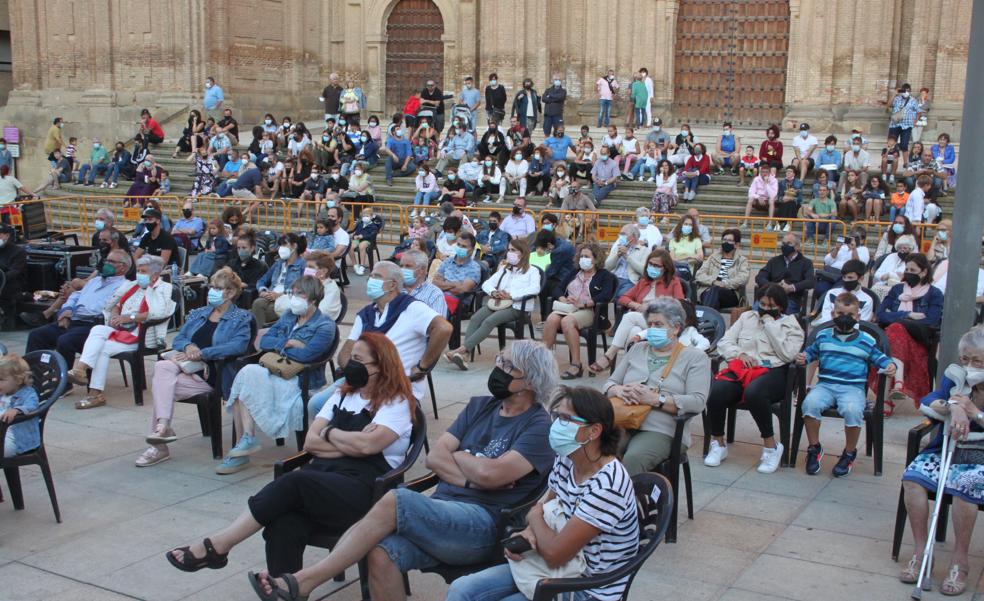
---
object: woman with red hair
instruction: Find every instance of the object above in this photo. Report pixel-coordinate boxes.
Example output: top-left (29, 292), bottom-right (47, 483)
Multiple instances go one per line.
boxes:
top-left (164, 332), bottom-right (418, 577)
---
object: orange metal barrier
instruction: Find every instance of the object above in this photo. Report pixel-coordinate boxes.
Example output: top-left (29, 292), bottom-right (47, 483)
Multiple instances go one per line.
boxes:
top-left (853, 220), bottom-right (941, 256)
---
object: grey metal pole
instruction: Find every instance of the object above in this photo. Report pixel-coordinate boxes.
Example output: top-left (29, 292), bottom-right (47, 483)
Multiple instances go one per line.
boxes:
top-left (938, 1), bottom-right (984, 376)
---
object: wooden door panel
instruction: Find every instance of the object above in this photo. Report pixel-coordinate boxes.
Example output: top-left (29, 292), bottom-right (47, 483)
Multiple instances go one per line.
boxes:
top-left (385, 0), bottom-right (445, 111)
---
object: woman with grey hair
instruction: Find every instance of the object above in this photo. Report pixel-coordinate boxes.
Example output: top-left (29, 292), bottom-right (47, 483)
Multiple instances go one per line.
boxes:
top-left (634, 206), bottom-right (664, 249)
top-left (218, 276), bottom-right (336, 475)
top-left (603, 297), bottom-right (710, 473)
top-left (899, 325), bottom-right (984, 595)
top-left (872, 234), bottom-right (917, 300)
top-left (68, 254), bottom-right (176, 409)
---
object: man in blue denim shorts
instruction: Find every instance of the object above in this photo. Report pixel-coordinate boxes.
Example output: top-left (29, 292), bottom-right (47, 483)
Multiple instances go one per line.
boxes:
top-left (249, 341), bottom-right (557, 601)
top-left (796, 294), bottom-right (895, 477)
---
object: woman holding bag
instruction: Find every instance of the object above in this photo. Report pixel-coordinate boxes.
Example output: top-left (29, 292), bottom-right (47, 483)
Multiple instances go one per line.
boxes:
top-left (602, 298), bottom-right (710, 474)
top-left (218, 275), bottom-right (336, 475)
top-left (446, 385), bottom-right (640, 601)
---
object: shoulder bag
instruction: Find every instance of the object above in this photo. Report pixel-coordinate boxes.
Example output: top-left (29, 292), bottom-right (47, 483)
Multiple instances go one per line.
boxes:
top-left (610, 343), bottom-right (684, 430)
top-left (259, 351), bottom-right (307, 379)
top-left (486, 270), bottom-right (513, 311)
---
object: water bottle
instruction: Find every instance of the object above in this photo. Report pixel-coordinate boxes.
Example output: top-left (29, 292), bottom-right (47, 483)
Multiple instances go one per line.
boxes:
top-left (171, 263), bottom-right (179, 284)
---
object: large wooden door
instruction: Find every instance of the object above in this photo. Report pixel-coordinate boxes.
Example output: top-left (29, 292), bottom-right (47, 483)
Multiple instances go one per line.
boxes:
top-left (673, 0), bottom-right (790, 127)
top-left (385, 0), bottom-right (445, 110)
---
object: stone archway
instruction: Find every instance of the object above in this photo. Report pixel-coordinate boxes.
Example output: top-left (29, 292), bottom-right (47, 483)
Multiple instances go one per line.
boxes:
top-left (383, 0), bottom-right (445, 110)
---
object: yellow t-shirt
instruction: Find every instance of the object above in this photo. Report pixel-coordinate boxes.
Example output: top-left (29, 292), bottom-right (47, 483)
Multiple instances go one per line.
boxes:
top-left (43, 124), bottom-right (63, 154)
top-left (529, 251), bottom-right (552, 271)
top-left (669, 236), bottom-right (702, 260)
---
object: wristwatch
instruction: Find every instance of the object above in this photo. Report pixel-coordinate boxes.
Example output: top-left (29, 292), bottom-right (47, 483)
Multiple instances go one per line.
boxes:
top-left (656, 393), bottom-right (667, 408)
top-left (129, 314), bottom-right (136, 322)
top-left (975, 411), bottom-right (984, 424)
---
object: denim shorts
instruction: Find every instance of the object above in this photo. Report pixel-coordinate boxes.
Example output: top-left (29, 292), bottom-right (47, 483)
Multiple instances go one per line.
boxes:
top-left (446, 563), bottom-right (593, 601)
top-left (801, 381), bottom-right (867, 428)
top-left (377, 488), bottom-right (499, 572)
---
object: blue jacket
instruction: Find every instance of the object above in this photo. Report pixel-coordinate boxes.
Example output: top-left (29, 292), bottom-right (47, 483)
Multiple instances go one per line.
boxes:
top-left (260, 308), bottom-right (336, 389)
top-left (477, 227), bottom-right (510, 258)
top-left (257, 257), bottom-right (307, 292)
top-left (545, 237), bottom-right (576, 288)
top-left (354, 215), bottom-right (383, 242)
top-left (877, 284), bottom-right (943, 327)
top-left (4, 386), bottom-right (40, 455)
top-left (173, 305), bottom-right (253, 360)
top-left (528, 156), bottom-right (552, 178)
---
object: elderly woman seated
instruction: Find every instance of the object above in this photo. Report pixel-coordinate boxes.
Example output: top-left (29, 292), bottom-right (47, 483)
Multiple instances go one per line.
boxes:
top-left (218, 275), bottom-right (337, 474)
top-left (602, 297), bottom-right (711, 474)
top-left (541, 243), bottom-right (616, 379)
top-left (165, 333), bottom-right (416, 578)
top-left (872, 234), bottom-right (918, 300)
top-left (272, 251), bottom-right (343, 322)
top-left (136, 268), bottom-right (254, 467)
top-left (589, 249), bottom-right (684, 374)
top-left (899, 325), bottom-right (984, 596)
top-left (67, 255), bottom-right (175, 410)
top-left (703, 284), bottom-right (804, 474)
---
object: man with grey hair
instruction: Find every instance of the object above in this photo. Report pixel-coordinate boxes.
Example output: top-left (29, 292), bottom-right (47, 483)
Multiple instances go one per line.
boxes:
top-left (399, 249), bottom-right (447, 316)
top-left (754, 230), bottom-right (815, 315)
top-left (248, 340), bottom-right (555, 601)
top-left (605, 223), bottom-right (649, 297)
top-left (320, 73), bottom-right (343, 123)
top-left (77, 138), bottom-right (110, 186)
top-left (25, 249), bottom-right (131, 362)
top-left (90, 208), bottom-right (124, 247)
top-left (340, 261), bottom-right (452, 401)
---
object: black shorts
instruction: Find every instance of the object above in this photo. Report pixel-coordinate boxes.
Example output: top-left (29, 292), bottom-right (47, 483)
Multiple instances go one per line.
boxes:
top-left (793, 157), bottom-right (815, 171)
top-left (888, 126), bottom-right (912, 150)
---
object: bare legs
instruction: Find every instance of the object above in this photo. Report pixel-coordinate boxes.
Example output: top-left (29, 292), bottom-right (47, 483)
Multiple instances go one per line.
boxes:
top-left (171, 509), bottom-right (263, 562)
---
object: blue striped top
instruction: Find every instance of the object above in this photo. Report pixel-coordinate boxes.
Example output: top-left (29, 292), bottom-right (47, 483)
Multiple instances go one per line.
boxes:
top-left (804, 329), bottom-right (892, 386)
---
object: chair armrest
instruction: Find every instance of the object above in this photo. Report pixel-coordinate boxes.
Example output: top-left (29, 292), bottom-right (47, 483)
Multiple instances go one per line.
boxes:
top-left (399, 472), bottom-right (440, 493)
top-left (906, 419), bottom-right (939, 465)
top-left (274, 451), bottom-right (313, 479)
top-left (373, 457), bottom-right (420, 500)
top-left (517, 292), bottom-right (538, 313)
top-left (670, 412), bottom-right (699, 465)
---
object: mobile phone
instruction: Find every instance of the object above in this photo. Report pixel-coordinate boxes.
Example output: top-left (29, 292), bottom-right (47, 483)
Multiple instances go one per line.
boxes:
top-left (501, 534), bottom-right (532, 554)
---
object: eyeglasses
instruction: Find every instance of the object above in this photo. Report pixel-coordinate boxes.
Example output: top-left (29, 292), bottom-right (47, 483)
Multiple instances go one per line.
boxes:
top-left (494, 353), bottom-right (524, 377)
top-left (960, 356), bottom-right (984, 369)
top-left (106, 260), bottom-right (127, 266)
top-left (550, 411), bottom-right (588, 426)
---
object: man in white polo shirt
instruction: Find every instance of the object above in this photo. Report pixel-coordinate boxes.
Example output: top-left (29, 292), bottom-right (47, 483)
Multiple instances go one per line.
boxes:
top-left (791, 122), bottom-right (818, 181)
top-left (340, 261), bottom-right (452, 401)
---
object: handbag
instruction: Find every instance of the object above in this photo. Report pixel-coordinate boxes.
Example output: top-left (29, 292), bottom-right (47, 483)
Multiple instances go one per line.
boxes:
top-left (551, 301), bottom-right (575, 315)
top-left (485, 270), bottom-right (512, 311)
top-left (507, 498), bottom-right (586, 599)
top-left (259, 351), bottom-right (307, 379)
top-left (610, 343), bottom-right (684, 430)
top-left (160, 350), bottom-right (206, 375)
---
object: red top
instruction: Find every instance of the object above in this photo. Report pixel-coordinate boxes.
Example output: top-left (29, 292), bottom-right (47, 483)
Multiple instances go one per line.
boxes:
top-left (145, 118), bottom-right (164, 139)
top-left (684, 153), bottom-right (711, 175)
top-left (618, 276), bottom-right (685, 307)
top-left (759, 139), bottom-right (783, 164)
top-left (403, 95), bottom-right (422, 116)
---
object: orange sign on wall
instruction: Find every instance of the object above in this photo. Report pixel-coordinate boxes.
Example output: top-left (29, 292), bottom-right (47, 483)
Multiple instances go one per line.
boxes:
top-left (751, 232), bottom-right (779, 249)
top-left (123, 207), bottom-right (141, 220)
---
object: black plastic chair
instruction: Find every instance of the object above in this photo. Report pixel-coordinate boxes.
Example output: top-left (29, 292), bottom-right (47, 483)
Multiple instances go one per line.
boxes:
top-left (470, 266), bottom-right (545, 358)
top-left (577, 300), bottom-right (612, 369)
top-left (891, 419), bottom-right (984, 561)
top-left (449, 263), bottom-right (490, 352)
top-left (655, 412), bottom-right (697, 543)
top-left (530, 472), bottom-right (674, 601)
top-left (0, 350), bottom-right (69, 522)
top-left (110, 285), bottom-right (181, 406)
top-left (789, 321), bottom-right (889, 476)
top-left (169, 316), bottom-right (259, 459)
top-left (272, 404), bottom-right (427, 600)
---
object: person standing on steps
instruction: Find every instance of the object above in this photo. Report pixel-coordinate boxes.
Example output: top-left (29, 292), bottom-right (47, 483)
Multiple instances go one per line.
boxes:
top-left (511, 78), bottom-right (541, 133)
top-left (320, 73), bottom-right (343, 123)
top-left (541, 74), bottom-right (567, 138)
top-left (203, 76), bottom-right (224, 122)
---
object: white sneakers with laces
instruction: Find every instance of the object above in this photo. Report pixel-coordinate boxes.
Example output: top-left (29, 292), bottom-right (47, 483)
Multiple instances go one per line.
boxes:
top-left (757, 443), bottom-right (784, 474)
top-left (703, 440), bottom-right (728, 467)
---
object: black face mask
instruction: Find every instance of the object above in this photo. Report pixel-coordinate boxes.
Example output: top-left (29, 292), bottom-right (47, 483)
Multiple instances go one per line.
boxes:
top-left (342, 360), bottom-right (371, 389)
top-left (489, 222), bottom-right (499, 231)
top-left (487, 367), bottom-right (515, 400)
top-left (759, 308), bottom-right (782, 320)
top-left (833, 314), bottom-right (857, 333)
top-left (721, 242), bottom-right (735, 254)
top-left (99, 243), bottom-right (112, 256)
top-left (903, 273), bottom-right (921, 288)
top-left (896, 251), bottom-right (910, 261)
top-left (780, 243), bottom-right (796, 257)
top-left (144, 220), bottom-right (158, 231)
top-left (325, 219), bottom-right (337, 229)
top-left (842, 279), bottom-right (860, 291)
top-left (512, 206), bottom-right (522, 215)
top-left (182, 209), bottom-right (193, 218)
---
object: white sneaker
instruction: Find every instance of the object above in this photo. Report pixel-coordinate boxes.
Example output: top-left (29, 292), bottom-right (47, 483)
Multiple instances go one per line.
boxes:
top-left (410, 209), bottom-right (418, 218)
top-left (354, 265), bottom-right (365, 275)
top-left (757, 443), bottom-right (784, 474)
top-left (99, 182), bottom-right (108, 189)
top-left (646, 177), bottom-right (655, 183)
top-left (783, 223), bottom-right (791, 232)
top-left (703, 440), bottom-right (728, 467)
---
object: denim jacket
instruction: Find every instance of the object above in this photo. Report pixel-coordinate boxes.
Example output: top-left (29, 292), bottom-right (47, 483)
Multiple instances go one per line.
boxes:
top-left (3, 386), bottom-right (40, 455)
top-left (173, 305), bottom-right (253, 360)
top-left (877, 284), bottom-right (944, 327)
top-left (257, 257), bottom-right (307, 292)
top-left (476, 227), bottom-right (510, 257)
top-left (259, 308), bottom-right (336, 389)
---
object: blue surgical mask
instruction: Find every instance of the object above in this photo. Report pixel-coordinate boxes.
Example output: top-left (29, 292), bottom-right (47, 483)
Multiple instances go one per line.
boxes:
top-left (646, 266), bottom-right (662, 279)
top-left (851, 144), bottom-right (861, 152)
top-left (366, 278), bottom-right (385, 299)
top-left (542, 223), bottom-right (554, 231)
top-left (892, 223), bottom-right (904, 234)
top-left (638, 216), bottom-right (650, 226)
top-left (135, 273), bottom-right (151, 289)
top-left (646, 327), bottom-right (671, 349)
top-left (94, 219), bottom-right (106, 231)
top-left (455, 246), bottom-right (469, 259)
top-left (207, 288), bottom-right (225, 306)
top-left (617, 235), bottom-right (628, 246)
top-left (401, 268), bottom-right (416, 285)
top-left (681, 225), bottom-right (693, 235)
top-left (938, 231), bottom-right (948, 241)
top-left (548, 418), bottom-right (585, 457)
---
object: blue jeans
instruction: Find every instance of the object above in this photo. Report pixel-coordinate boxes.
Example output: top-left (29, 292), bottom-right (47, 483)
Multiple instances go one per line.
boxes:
top-left (447, 563), bottom-right (592, 601)
top-left (805, 219), bottom-right (834, 240)
top-left (634, 107), bottom-right (646, 126)
top-left (615, 277), bottom-right (634, 298)
top-left (802, 381), bottom-right (867, 428)
top-left (543, 114), bottom-right (563, 137)
top-left (78, 163), bottom-right (109, 184)
top-left (104, 162), bottom-right (121, 184)
top-left (592, 183), bottom-right (615, 205)
top-left (385, 155), bottom-right (414, 181)
top-left (631, 160), bottom-right (656, 180)
top-left (683, 173), bottom-right (709, 193)
top-left (414, 190), bottom-right (440, 206)
top-left (376, 488), bottom-right (498, 571)
top-left (597, 99), bottom-right (612, 127)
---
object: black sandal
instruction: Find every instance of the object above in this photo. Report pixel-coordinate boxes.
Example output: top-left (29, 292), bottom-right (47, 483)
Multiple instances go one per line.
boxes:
top-left (248, 571), bottom-right (307, 601)
top-left (561, 364), bottom-right (583, 380)
top-left (165, 537), bottom-right (228, 572)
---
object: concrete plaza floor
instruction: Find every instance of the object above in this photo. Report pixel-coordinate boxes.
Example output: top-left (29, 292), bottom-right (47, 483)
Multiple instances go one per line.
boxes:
top-left (0, 286), bottom-right (982, 601)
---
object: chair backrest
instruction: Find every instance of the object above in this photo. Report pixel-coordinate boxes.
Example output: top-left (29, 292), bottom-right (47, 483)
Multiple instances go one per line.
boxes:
top-left (176, 246), bottom-right (189, 272)
top-left (373, 403), bottom-right (429, 498)
top-left (0, 342), bottom-right (7, 355)
top-left (23, 350), bottom-right (69, 438)
top-left (867, 252), bottom-right (891, 287)
top-left (694, 305), bottom-right (726, 346)
top-left (627, 472), bottom-right (674, 572)
top-left (861, 285), bottom-right (880, 317)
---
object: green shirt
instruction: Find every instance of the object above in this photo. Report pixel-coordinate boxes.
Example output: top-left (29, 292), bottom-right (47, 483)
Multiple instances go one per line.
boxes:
top-left (630, 81), bottom-right (648, 108)
top-left (89, 146), bottom-right (110, 165)
top-left (529, 251), bottom-right (552, 271)
top-left (809, 196), bottom-right (836, 217)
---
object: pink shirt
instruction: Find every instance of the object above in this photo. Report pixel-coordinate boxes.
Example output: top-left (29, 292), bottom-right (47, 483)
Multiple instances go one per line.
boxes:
top-left (748, 176), bottom-right (778, 201)
top-left (596, 77), bottom-right (616, 101)
top-left (566, 270), bottom-right (594, 306)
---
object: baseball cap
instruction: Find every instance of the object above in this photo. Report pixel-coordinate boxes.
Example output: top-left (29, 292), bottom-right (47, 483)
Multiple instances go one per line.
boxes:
top-left (799, 123), bottom-right (810, 131)
top-left (142, 208), bottom-right (162, 220)
top-left (653, 117), bottom-right (663, 126)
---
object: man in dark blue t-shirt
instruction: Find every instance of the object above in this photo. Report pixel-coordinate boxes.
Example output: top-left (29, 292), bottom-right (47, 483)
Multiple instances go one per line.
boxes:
top-left (247, 341), bottom-right (557, 601)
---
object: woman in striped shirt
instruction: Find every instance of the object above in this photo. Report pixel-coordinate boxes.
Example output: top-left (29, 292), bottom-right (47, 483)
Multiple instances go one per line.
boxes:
top-left (447, 386), bottom-right (640, 601)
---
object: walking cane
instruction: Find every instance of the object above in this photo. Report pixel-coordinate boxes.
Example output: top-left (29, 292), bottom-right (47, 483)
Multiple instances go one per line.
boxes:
top-left (911, 402), bottom-right (959, 600)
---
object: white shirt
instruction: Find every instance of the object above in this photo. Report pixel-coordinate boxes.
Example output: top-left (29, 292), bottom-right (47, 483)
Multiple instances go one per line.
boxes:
top-left (500, 213), bottom-right (536, 239)
top-left (288, 136), bottom-right (311, 156)
top-left (315, 390), bottom-right (413, 468)
top-left (348, 299), bottom-right (439, 400)
top-left (906, 187), bottom-right (926, 223)
top-left (638, 223), bottom-right (663, 249)
top-left (874, 252), bottom-right (907, 285)
top-left (654, 173), bottom-right (677, 190)
top-left (332, 227), bottom-right (351, 248)
top-left (482, 266), bottom-right (542, 310)
top-left (813, 286), bottom-right (877, 325)
top-left (934, 264), bottom-right (984, 297)
top-left (792, 134), bottom-right (818, 158)
top-left (621, 137), bottom-right (640, 154)
top-left (504, 160), bottom-right (529, 179)
top-left (824, 243), bottom-right (870, 270)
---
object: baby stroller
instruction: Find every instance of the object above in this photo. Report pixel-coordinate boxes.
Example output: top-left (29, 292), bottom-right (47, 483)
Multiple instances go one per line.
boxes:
top-left (450, 103), bottom-right (474, 132)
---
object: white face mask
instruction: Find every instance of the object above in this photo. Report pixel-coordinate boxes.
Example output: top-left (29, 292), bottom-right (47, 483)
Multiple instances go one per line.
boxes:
top-left (514, 153), bottom-right (522, 161)
top-left (289, 296), bottom-right (309, 316)
top-left (579, 257), bottom-right (594, 270)
top-left (353, 170), bottom-right (363, 176)
top-left (278, 246), bottom-right (292, 260)
top-left (964, 366), bottom-right (984, 387)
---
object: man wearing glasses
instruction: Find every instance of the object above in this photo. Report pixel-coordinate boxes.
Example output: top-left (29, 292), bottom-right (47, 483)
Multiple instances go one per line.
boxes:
top-left (420, 79), bottom-right (448, 133)
top-left (249, 340), bottom-right (558, 601)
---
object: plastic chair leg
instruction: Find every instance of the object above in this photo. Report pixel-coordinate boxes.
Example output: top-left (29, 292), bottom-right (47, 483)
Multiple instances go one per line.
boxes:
top-left (683, 461), bottom-right (694, 520)
top-left (427, 373), bottom-right (438, 419)
top-left (209, 395), bottom-right (224, 460)
top-left (38, 454), bottom-right (62, 523)
top-left (3, 466), bottom-right (24, 510)
top-left (117, 359), bottom-right (129, 388)
top-left (892, 486), bottom-right (907, 561)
